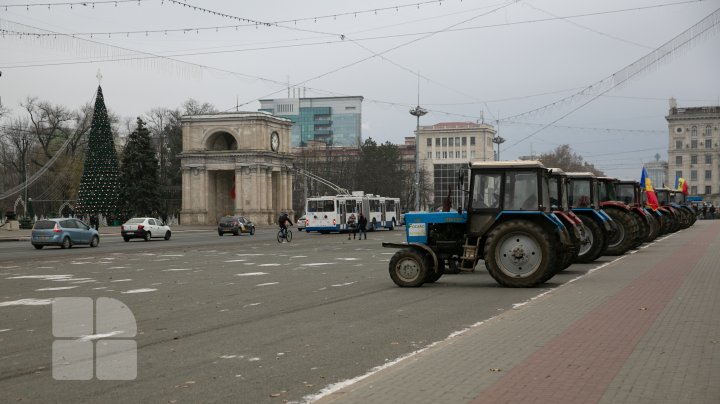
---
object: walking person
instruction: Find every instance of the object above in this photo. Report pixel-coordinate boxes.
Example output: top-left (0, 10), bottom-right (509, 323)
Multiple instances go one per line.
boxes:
top-left (357, 212), bottom-right (367, 240)
top-left (347, 212), bottom-right (357, 240)
top-left (90, 214), bottom-right (99, 231)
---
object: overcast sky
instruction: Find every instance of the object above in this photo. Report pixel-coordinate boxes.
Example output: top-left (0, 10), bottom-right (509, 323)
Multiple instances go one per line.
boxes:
top-left (1, 0), bottom-right (718, 180)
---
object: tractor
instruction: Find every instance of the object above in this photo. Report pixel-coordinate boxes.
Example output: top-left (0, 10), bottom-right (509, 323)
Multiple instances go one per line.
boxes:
top-left (615, 179), bottom-right (661, 242)
top-left (597, 176), bottom-right (643, 252)
top-left (565, 172), bottom-right (613, 263)
top-left (548, 168), bottom-right (587, 271)
top-left (655, 187), bottom-right (695, 230)
top-left (384, 160), bottom-right (572, 288)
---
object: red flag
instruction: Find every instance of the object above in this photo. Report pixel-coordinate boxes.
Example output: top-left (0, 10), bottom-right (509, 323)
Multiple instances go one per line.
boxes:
top-left (640, 166), bottom-right (659, 210)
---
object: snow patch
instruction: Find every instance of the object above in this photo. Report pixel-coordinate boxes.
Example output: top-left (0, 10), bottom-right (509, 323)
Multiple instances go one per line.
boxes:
top-left (0, 298), bottom-right (54, 307)
top-left (35, 286), bottom-right (78, 291)
top-left (121, 288), bottom-right (157, 294)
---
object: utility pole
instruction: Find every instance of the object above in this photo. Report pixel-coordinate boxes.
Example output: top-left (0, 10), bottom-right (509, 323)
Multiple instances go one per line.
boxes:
top-left (409, 73), bottom-right (427, 211)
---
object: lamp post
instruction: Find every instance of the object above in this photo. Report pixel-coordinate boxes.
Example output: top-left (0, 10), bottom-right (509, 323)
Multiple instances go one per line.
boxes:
top-left (492, 136), bottom-right (506, 161)
top-left (410, 105), bottom-right (427, 211)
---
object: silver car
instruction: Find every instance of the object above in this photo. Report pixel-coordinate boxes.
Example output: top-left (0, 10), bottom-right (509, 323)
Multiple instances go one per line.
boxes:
top-left (31, 218), bottom-right (100, 249)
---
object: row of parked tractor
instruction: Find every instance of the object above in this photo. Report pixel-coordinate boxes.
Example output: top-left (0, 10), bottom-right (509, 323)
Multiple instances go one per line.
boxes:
top-left (385, 160), bottom-right (698, 289)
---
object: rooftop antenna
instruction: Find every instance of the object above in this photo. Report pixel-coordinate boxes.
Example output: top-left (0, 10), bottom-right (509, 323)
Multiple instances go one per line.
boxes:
top-left (236, 95), bottom-right (239, 112)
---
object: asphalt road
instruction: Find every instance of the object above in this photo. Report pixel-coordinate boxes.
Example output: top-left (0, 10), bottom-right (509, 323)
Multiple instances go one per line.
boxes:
top-left (0, 227), bottom-right (606, 403)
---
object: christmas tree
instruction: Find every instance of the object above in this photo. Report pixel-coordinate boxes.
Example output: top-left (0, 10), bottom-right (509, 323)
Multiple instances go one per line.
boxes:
top-left (76, 86), bottom-right (120, 220)
top-left (118, 118), bottom-right (161, 217)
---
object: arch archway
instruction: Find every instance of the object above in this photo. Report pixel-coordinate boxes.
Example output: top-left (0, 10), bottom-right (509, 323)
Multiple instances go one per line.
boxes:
top-left (180, 113), bottom-right (294, 225)
top-left (205, 131), bottom-right (238, 151)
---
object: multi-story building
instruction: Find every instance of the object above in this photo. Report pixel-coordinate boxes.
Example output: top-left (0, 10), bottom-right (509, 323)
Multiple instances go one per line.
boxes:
top-left (416, 122), bottom-right (496, 209)
top-left (645, 159), bottom-right (668, 189)
top-left (259, 96), bottom-right (363, 148)
top-left (666, 98), bottom-right (720, 203)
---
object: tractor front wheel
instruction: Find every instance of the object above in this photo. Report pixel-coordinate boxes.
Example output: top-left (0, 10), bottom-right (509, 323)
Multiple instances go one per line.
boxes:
top-left (389, 248), bottom-right (429, 287)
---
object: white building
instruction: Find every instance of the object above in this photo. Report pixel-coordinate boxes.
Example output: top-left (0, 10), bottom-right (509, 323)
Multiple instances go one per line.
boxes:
top-left (416, 122), bottom-right (496, 209)
top-left (666, 98), bottom-right (720, 203)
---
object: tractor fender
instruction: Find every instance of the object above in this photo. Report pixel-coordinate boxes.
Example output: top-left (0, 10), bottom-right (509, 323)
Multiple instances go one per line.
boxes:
top-left (600, 201), bottom-right (631, 211)
top-left (571, 208), bottom-right (613, 233)
top-left (494, 212), bottom-right (571, 248)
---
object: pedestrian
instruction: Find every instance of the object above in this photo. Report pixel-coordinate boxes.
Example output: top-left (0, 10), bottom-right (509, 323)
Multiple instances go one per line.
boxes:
top-left (710, 205), bottom-right (716, 219)
top-left (347, 212), bottom-right (357, 240)
top-left (357, 212), bottom-right (367, 240)
top-left (702, 204), bottom-right (708, 219)
top-left (90, 214), bottom-right (99, 231)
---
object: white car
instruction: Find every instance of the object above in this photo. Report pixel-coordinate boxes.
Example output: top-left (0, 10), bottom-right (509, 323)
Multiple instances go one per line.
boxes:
top-left (297, 215), bottom-right (307, 231)
top-left (121, 217), bottom-right (172, 242)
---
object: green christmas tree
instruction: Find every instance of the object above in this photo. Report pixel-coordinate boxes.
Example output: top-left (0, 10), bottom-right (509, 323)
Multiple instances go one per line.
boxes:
top-left (77, 85), bottom-right (120, 219)
top-left (117, 118), bottom-right (161, 217)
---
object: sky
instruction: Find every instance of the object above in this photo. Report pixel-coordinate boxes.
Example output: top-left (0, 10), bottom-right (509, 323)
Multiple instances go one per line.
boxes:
top-left (1, 0), bottom-right (719, 180)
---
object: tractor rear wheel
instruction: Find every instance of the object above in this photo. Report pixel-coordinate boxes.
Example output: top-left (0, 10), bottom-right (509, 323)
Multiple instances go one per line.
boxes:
top-left (575, 215), bottom-right (606, 263)
top-left (483, 221), bottom-right (555, 287)
top-left (603, 208), bottom-right (638, 255)
top-left (389, 248), bottom-right (428, 287)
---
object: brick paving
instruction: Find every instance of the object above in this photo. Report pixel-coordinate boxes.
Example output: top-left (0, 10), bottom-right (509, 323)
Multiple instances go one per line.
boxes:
top-left (314, 220), bottom-right (720, 404)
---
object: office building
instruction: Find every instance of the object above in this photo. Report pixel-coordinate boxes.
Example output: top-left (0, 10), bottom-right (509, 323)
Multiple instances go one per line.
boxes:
top-left (259, 96), bottom-right (363, 148)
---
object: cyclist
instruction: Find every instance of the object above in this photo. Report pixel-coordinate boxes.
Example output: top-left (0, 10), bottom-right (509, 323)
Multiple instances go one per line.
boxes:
top-left (278, 211), bottom-right (293, 238)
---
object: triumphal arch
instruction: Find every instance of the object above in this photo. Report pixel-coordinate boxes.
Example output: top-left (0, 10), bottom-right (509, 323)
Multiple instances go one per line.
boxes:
top-left (179, 112), bottom-right (294, 225)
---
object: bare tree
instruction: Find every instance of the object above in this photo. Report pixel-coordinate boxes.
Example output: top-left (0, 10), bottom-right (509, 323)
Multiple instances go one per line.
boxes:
top-left (22, 97), bottom-right (73, 160)
top-left (537, 144), bottom-right (604, 176)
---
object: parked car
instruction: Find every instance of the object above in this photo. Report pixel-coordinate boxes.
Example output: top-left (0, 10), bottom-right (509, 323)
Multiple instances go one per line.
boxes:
top-left (297, 214), bottom-right (307, 231)
top-left (121, 217), bottom-right (171, 241)
top-left (217, 216), bottom-right (255, 236)
top-left (31, 218), bottom-right (100, 249)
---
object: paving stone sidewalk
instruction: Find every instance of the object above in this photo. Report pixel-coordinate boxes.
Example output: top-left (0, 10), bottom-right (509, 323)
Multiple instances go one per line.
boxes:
top-left (313, 220), bottom-right (720, 404)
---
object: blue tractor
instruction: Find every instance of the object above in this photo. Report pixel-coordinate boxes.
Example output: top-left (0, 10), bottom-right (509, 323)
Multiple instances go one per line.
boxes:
top-left (384, 160), bottom-right (572, 288)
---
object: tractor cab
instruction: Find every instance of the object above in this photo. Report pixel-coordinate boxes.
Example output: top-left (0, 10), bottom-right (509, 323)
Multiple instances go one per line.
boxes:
top-left (596, 176), bottom-right (642, 253)
top-left (616, 179), bottom-right (661, 241)
top-left (547, 168), bottom-right (587, 271)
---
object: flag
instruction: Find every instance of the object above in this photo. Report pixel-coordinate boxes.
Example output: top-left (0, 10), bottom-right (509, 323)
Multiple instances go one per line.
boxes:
top-left (676, 177), bottom-right (688, 196)
top-left (640, 166), bottom-right (659, 210)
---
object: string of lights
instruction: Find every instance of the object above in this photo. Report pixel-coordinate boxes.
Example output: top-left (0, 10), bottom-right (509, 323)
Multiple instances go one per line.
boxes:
top-left (502, 7), bottom-right (720, 152)
top-left (0, 1), bottom-right (705, 41)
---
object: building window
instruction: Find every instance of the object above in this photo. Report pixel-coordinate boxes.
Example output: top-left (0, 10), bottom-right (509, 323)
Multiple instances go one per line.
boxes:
top-left (427, 138), bottom-right (432, 147)
top-left (676, 156), bottom-right (683, 165)
top-left (706, 138), bottom-right (712, 148)
top-left (448, 137), bottom-right (454, 147)
top-left (691, 126), bottom-right (697, 137)
top-left (676, 170), bottom-right (683, 179)
top-left (442, 151), bottom-right (448, 159)
top-left (435, 138), bottom-right (440, 146)
top-left (691, 155), bottom-right (698, 164)
top-left (691, 170), bottom-right (697, 180)
top-left (462, 137), bottom-right (467, 146)
top-left (471, 150), bottom-right (476, 158)
top-left (470, 137), bottom-right (476, 146)
top-left (705, 170), bottom-right (712, 180)
top-left (691, 140), bottom-right (697, 149)
top-left (675, 140), bottom-right (683, 149)
top-left (455, 137), bottom-right (460, 146)
top-left (456, 151), bottom-right (460, 158)
top-left (705, 186), bottom-right (712, 194)
top-left (705, 125), bottom-right (712, 136)
top-left (436, 152), bottom-right (441, 159)
top-left (442, 138), bottom-right (447, 147)
top-left (427, 152), bottom-right (432, 159)
top-left (691, 186), bottom-right (697, 195)
top-left (706, 154), bottom-right (712, 164)
top-left (462, 151), bottom-right (467, 158)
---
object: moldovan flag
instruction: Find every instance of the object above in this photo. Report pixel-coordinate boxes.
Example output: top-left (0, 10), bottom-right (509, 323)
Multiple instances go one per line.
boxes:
top-left (641, 166), bottom-right (659, 210)
top-left (676, 177), bottom-right (689, 196)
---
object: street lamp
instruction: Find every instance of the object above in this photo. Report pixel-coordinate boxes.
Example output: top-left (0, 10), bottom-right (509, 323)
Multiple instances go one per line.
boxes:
top-left (410, 105), bottom-right (427, 211)
top-left (492, 136), bottom-right (506, 161)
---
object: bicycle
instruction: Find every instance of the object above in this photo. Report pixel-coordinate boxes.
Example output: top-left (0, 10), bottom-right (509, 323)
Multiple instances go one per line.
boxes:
top-left (277, 227), bottom-right (293, 243)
